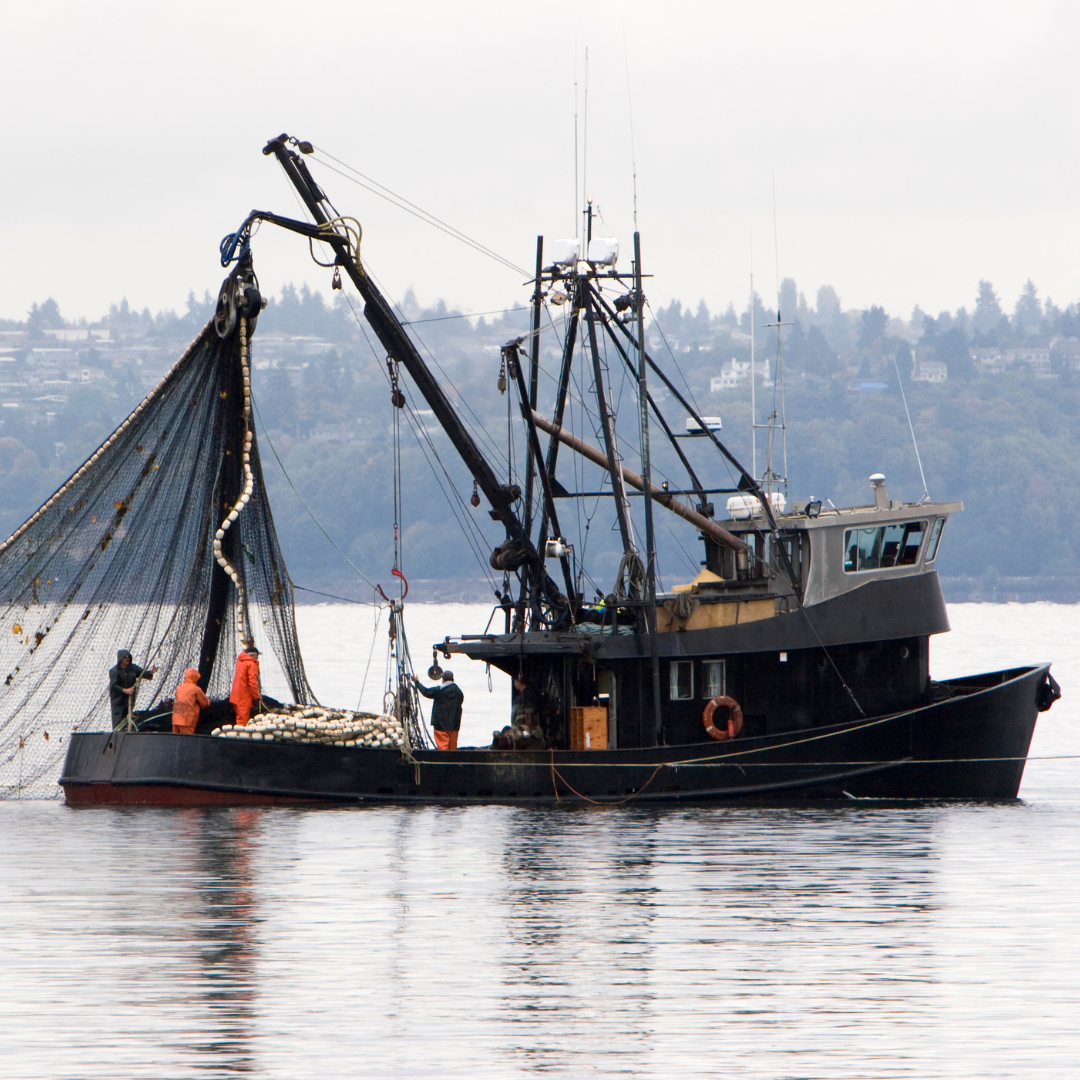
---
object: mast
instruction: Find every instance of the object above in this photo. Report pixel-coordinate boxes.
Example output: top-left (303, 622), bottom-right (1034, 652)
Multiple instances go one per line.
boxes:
top-left (197, 259), bottom-right (257, 686)
top-left (518, 237), bottom-right (544, 624)
top-left (580, 202), bottom-right (636, 570)
top-left (635, 233), bottom-right (663, 742)
top-left (537, 292), bottom-right (580, 592)
top-left (584, 289), bottom-right (635, 562)
top-left (750, 272), bottom-right (757, 482)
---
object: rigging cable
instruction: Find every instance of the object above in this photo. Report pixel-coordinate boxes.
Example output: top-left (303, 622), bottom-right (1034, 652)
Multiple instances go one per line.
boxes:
top-left (894, 352), bottom-right (930, 501)
top-left (250, 392), bottom-right (378, 591)
top-left (356, 603), bottom-right (384, 711)
top-left (293, 584), bottom-right (376, 605)
top-left (403, 399), bottom-right (501, 593)
top-left (309, 147), bottom-right (529, 276)
top-left (367, 263), bottom-right (513, 473)
top-left (339, 290), bottom-right (502, 593)
top-left (404, 307), bottom-right (529, 325)
top-left (271, 159), bottom-right (515, 475)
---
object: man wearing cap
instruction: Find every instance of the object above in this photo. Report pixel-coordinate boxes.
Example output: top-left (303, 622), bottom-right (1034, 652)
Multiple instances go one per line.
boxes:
top-left (229, 641), bottom-right (262, 727)
top-left (412, 670), bottom-right (464, 750)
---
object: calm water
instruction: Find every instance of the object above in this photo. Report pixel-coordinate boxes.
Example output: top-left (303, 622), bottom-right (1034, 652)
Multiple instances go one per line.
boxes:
top-left (2, 603), bottom-right (1078, 1078)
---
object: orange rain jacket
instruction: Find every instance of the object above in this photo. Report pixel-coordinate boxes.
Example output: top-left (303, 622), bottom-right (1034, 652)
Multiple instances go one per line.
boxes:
top-left (172, 668), bottom-right (210, 735)
top-left (229, 650), bottom-right (261, 726)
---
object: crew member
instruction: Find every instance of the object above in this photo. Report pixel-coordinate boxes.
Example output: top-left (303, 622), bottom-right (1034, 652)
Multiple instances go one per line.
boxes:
top-left (511, 675), bottom-right (539, 726)
top-left (172, 668), bottom-right (210, 735)
top-left (108, 649), bottom-right (158, 730)
top-left (413, 670), bottom-right (464, 751)
top-left (229, 642), bottom-right (261, 727)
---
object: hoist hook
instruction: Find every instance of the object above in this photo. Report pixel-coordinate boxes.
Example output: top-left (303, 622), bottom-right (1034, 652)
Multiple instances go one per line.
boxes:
top-left (377, 568), bottom-right (409, 602)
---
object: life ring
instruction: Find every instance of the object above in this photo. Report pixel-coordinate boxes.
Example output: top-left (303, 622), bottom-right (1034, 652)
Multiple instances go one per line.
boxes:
top-left (702, 695), bottom-right (743, 741)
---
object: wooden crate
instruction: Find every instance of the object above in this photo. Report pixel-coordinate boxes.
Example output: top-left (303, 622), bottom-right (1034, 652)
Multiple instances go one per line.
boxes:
top-left (570, 706), bottom-right (608, 751)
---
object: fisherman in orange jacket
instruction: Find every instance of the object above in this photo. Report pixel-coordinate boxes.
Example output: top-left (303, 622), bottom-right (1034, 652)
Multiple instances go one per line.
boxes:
top-left (229, 642), bottom-right (261, 726)
top-left (172, 668), bottom-right (210, 735)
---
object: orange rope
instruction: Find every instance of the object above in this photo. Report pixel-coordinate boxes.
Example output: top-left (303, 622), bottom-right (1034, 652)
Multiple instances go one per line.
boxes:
top-left (549, 748), bottom-right (665, 806)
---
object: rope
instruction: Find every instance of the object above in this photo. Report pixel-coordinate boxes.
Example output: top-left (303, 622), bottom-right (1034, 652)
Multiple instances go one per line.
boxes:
top-left (344, 268), bottom-right (513, 483)
top-left (404, 307), bottom-right (529, 325)
top-left (338, 291), bottom-right (500, 590)
top-left (402, 750), bottom-right (1080, 772)
top-left (309, 148), bottom-right (529, 276)
top-left (250, 392), bottom-right (378, 591)
top-left (357, 605), bottom-right (383, 711)
top-left (549, 748), bottom-right (664, 805)
top-left (402, 400), bottom-right (500, 591)
top-left (293, 584), bottom-right (376, 605)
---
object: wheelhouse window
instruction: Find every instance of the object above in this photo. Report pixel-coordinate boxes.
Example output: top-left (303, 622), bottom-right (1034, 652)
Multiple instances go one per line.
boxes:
top-left (925, 518), bottom-right (945, 562)
top-left (703, 660), bottom-right (726, 699)
top-left (669, 660), bottom-right (694, 701)
top-left (844, 521), bottom-right (927, 573)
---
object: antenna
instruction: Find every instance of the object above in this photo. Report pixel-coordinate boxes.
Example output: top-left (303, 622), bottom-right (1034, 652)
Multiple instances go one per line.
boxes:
top-left (754, 182), bottom-right (790, 498)
top-left (772, 174), bottom-right (788, 496)
top-left (582, 47), bottom-right (590, 229)
top-left (749, 230), bottom-right (756, 482)
top-left (574, 50), bottom-right (579, 238)
top-left (622, 24), bottom-right (639, 229)
top-left (894, 352), bottom-right (931, 501)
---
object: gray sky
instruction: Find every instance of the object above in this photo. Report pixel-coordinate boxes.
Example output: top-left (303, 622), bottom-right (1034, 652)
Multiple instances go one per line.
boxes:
top-left (4, 1), bottom-right (1077, 325)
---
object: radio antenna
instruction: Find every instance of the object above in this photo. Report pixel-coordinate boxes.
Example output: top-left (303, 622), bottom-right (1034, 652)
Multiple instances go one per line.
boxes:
top-left (894, 353), bottom-right (931, 501)
top-left (750, 229), bottom-right (756, 482)
top-left (574, 48), bottom-right (579, 238)
top-left (772, 174), bottom-right (788, 495)
top-left (582, 47), bottom-right (590, 230)
top-left (622, 24), bottom-right (639, 228)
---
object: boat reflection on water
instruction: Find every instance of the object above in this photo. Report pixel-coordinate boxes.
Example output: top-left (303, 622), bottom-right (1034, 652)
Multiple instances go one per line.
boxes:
top-left (5, 799), bottom-right (1077, 1077)
top-left (174, 808), bottom-right (262, 1075)
top-left (489, 807), bottom-right (942, 1073)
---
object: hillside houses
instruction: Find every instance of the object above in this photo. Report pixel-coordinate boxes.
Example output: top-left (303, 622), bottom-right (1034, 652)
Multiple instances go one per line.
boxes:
top-left (0, 322), bottom-right (350, 435)
top-left (972, 347), bottom-right (1052, 377)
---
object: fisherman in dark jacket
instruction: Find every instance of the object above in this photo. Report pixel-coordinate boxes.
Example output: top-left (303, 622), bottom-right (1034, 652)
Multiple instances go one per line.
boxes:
top-left (412, 670), bottom-right (464, 750)
top-left (108, 649), bottom-right (158, 730)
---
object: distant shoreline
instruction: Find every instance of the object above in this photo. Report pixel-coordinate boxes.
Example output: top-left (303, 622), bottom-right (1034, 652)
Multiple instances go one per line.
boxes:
top-left (940, 576), bottom-right (1080, 604)
top-left (292, 576), bottom-right (1080, 606)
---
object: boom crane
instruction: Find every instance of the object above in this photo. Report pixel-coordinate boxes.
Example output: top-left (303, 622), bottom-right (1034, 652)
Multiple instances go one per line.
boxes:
top-left (246, 134), bottom-right (569, 617)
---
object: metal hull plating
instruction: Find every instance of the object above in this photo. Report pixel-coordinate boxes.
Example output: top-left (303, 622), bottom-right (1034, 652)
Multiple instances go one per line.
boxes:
top-left (60, 665), bottom-right (1047, 806)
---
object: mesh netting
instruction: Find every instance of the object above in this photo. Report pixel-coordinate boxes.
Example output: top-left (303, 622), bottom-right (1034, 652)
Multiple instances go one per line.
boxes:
top-left (0, 283), bottom-right (313, 797)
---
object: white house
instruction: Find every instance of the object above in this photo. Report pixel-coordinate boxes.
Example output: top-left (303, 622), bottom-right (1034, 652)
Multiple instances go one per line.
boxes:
top-left (913, 359), bottom-right (947, 383)
top-left (710, 357), bottom-right (752, 392)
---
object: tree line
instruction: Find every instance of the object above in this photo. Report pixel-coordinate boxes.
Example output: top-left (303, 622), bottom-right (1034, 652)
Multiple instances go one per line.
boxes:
top-left (2, 276), bottom-right (1078, 602)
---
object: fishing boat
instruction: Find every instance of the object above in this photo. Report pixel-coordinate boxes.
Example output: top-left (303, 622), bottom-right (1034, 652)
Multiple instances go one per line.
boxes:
top-left (7, 133), bottom-right (1060, 804)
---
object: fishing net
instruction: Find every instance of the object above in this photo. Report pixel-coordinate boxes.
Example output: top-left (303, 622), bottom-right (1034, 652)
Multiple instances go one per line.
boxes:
top-left (0, 262), bottom-right (313, 797)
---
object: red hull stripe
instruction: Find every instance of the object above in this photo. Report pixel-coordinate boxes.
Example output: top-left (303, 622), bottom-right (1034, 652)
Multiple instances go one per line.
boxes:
top-left (62, 783), bottom-right (334, 807)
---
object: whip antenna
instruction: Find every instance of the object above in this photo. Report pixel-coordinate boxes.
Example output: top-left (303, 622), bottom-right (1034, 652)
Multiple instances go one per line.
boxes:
top-left (622, 23), bottom-right (639, 228)
top-left (894, 353), bottom-right (930, 501)
top-left (574, 46), bottom-right (579, 237)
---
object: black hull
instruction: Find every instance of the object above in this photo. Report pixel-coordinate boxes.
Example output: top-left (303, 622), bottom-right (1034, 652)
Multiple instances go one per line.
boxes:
top-left (60, 665), bottom-right (1049, 807)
